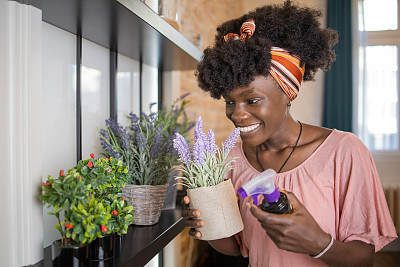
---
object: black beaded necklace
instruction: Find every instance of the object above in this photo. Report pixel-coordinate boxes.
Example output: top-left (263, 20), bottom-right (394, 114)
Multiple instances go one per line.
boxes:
top-left (255, 121), bottom-right (302, 173)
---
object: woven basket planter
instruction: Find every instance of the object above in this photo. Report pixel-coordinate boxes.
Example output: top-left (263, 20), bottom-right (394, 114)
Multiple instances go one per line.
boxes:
top-left (122, 183), bottom-right (168, 225)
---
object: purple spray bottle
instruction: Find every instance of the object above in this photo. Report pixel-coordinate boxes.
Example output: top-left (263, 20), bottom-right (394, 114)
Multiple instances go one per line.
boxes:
top-left (238, 169), bottom-right (292, 214)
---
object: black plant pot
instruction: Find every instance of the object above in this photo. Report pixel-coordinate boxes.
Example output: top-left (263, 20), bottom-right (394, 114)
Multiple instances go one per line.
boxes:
top-left (52, 240), bottom-right (90, 267)
top-left (114, 234), bottom-right (123, 256)
top-left (89, 234), bottom-right (115, 261)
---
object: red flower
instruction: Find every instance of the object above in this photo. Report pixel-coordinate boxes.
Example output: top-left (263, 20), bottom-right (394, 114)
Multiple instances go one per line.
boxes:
top-left (87, 161), bottom-right (93, 168)
top-left (101, 224), bottom-right (107, 232)
top-left (60, 169), bottom-right (64, 176)
top-left (42, 182), bottom-right (51, 186)
top-left (109, 169), bottom-right (112, 173)
top-left (105, 158), bottom-right (109, 161)
top-left (90, 153), bottom-right (94, 158)
top-left (111, 210), bottom-right (118, 216)
top-left (122, 197), bottom-right (125, 201)
top-left (79, 175), bottom-right (82, 180)
top-left (65, 223), bottom-right (74, 229)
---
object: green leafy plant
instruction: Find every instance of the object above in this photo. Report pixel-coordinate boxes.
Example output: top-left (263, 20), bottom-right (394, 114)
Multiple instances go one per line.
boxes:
top-left (40, 154), bottom-right (134, 247)
top-left (63, 195), bottom-right (111, 244)
top-left (105, 194), bottom-right (134, 235)
top-left (41, 170), bottom-right (96, 247)
top-left (99, 95), bottom-right (194, 185)
top-left (68, 156), bottom-right (129, 199)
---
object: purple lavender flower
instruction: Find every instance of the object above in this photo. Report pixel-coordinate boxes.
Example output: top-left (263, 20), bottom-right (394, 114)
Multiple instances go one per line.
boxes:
top-left (149, 112), bottom-right (157, 122)
top-left (173, 133), bottom-right (191, 166)
top-left (120, 126), bottom-right (130, 150)
top-left (194, 117), bottom-right (207, 144)
top-left (128, 112), bottom-right (140, 132)
top-left (102, 118), bottom-right (131, 153)
top-left (106, 118), bottom-right (120, 136)
top-left (205, 129), bottom-right (216, 155)
top-left (140, 112), bottom-right (149, 123)
top-left (192, 117), bottom-right (207, 164)
top-left (193, 138), bottom-right (206, 165)
top-left (150, 125), bottom-right (163, 159)
top-left (136, 132), bottom-right (147, 150)
top-left (180, 92), bottom-right (190, 99)
top-left (99, 128), bottom-right (120, 158)
top-left (222, 128), bottom-right (240, 152)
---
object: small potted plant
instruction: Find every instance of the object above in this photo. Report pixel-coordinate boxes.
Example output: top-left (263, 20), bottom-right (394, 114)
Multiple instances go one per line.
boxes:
top-left (41, 154), bottom-right (133, 264)
top-left (98, 96), bottom-right (193, 225)
top-left (68, 154), bottom-right (133, 261)
top-left (40, 169), bottom-right (111, 265)
top-left (173, 117), bottom-right (244, 240)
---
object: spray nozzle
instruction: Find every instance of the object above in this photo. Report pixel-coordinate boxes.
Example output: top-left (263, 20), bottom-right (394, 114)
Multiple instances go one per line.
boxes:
top-left (238, 169), bottom-right (280, 206)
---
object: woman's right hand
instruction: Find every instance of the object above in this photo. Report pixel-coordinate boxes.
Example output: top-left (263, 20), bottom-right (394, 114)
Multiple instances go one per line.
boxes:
top-left (182, 195), bottom-right (204, 239)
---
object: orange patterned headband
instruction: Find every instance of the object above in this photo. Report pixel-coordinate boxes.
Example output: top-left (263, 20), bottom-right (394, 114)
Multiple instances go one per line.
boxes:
top-left (224, 19), bottom-right (256, 42)
top-left (269, 47), bottom-right (305, 101)
top-left (224, 19), bottom-right (305, 101)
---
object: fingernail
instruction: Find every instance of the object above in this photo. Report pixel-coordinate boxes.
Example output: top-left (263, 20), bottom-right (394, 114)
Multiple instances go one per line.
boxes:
top-left (246, 203), bottom-right (251, 209)
top-left (196, 221), bottom-right (203, 227)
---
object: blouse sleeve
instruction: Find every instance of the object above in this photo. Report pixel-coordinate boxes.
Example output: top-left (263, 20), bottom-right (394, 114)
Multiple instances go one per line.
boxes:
top-left (335, 133), bottom-right (398, 251)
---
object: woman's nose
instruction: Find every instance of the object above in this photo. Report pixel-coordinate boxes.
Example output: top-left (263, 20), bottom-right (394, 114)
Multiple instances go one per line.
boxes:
top-left (230, 104), bottom-right (250, 122)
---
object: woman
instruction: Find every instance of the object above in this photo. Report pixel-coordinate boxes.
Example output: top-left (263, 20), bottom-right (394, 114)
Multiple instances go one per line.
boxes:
top-left (182, 1), bottom-right (397, 266)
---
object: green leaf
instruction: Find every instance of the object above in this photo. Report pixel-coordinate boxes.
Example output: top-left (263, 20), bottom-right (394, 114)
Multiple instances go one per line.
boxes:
top-left (73, 224), bottom-right (82, 234)
top-left (62, 199), bottom-right (70, 211)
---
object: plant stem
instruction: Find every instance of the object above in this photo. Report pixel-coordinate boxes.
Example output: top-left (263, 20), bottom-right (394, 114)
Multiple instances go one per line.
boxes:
top-left (57, 216), bottom-right (64, 246)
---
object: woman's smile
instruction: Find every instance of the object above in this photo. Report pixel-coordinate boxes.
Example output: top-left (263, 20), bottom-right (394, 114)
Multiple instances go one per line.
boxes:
top-left (237, 123), bottom-right (262, 133)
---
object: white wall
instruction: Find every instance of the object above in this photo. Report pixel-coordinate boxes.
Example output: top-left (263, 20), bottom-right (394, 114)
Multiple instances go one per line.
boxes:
top-left (42, 22), bottom-right (78, 247)
top-left (0, 1), bottom-right (44, 266)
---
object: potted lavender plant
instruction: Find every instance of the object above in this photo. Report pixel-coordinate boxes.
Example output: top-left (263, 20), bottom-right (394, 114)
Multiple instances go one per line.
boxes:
top-left (98, 96), bottom-right (193, 225)
top-left (173, 117), bottom-right (244, 240)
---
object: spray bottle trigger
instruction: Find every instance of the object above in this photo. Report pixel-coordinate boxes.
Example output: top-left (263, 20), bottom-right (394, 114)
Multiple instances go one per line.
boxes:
top-left (252, 194), bottom-right (259, 206)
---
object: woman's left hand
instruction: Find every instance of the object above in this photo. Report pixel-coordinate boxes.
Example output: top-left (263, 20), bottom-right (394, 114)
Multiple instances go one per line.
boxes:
top-left (247, 189), bottom-right (331, 256)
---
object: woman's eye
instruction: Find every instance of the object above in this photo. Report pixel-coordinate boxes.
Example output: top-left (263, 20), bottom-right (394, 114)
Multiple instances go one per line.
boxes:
top-left (247, 99), bottom-right (260, 104)
top-left (225, 100), bottom-right (234, 105)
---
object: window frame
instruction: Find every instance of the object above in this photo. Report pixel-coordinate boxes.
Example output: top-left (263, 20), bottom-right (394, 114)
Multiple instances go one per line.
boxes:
top-left (353, 0), bottom-right (400, 157)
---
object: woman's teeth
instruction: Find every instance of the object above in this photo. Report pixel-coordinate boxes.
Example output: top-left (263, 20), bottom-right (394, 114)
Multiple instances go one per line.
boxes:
top-left (239, 124), bottom-right (260, 133)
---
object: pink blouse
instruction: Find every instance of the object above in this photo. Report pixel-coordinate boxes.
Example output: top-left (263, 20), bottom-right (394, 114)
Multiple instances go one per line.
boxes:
top-left (228, 130), bottom-right (397, 267)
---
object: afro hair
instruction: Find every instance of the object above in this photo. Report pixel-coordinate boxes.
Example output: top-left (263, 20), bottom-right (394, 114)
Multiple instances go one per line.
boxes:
top-left (195, 0), bottom-right (338, 99)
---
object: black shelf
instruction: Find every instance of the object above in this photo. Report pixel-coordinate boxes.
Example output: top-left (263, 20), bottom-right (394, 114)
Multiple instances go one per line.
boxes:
top-left (20, 0), bottom-right (202, 70)
top-left (33, 209), bottom-right (186, 267)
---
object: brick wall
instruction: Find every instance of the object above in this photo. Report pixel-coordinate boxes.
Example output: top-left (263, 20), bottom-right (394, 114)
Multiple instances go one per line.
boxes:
top-left (173, 1), bottom-right (243, 266)
top-left (178, 0), bottom-right (243, 146)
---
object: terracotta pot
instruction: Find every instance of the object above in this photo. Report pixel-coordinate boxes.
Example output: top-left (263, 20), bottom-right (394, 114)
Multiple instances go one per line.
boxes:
top-left (51, 240), bottom-right (90, 267)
